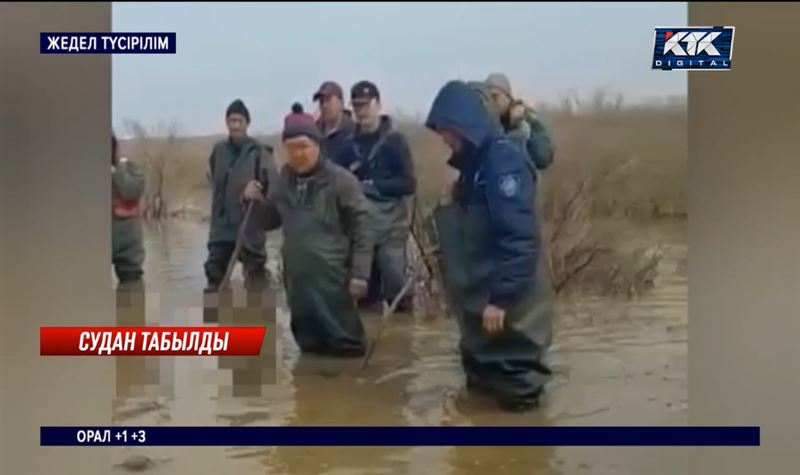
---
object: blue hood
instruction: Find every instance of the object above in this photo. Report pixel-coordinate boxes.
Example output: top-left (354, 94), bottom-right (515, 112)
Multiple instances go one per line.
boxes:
top-left (425, 80), bottom-right (496, 150)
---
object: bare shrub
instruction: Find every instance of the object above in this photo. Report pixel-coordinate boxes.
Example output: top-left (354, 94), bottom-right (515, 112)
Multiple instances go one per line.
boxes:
top-left (407, 197), bottom-right (450, 317)
top-left (540, 156), bottom-right (663, 297)
top-left (542, 173), bottom-right (600, 294)
top-left (122, 119), bottom-right (182, 220)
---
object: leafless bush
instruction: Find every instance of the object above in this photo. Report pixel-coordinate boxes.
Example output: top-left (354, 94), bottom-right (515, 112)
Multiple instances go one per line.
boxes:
top-left (408, 197), bottom-right (450, 317)
top-left (543, 174), bottom-right (601, 294)
top-left (541, 156), bottom-right (663, 297)
top-left (122, 119), bottom-right (182, 220)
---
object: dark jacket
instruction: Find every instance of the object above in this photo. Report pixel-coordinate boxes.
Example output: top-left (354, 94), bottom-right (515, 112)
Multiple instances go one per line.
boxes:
top-left (318, 111), bottom-right (356, 166)
top-left (467, 81), bottom-right (554, 175)
top-left (505, 108), bottom-right (555, 173)
top-left (335, 115), bottom-right (416, 202)
top-left (206, 137), bottom-right (278, 250)
top-left (426, 80), bottom-right (539, 310)
top-left (254, 157), bottom-right (374, 280)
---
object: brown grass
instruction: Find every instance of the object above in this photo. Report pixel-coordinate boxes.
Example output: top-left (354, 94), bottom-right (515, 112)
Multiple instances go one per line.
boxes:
top-left (118, 99), bottom-right (686, 299)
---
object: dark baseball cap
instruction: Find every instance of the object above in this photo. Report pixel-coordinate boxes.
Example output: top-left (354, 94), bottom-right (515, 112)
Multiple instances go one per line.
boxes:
top-left (351, 80), bottom-right (380, 105)
top-left (313, 81), bottom-right (343, 101)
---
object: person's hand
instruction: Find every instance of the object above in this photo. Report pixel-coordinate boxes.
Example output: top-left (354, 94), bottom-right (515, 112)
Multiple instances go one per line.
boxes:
top-left (362, 180), bottom-right (380, 199)
top-left (241, 180), bottom-right (264, 203)
top-left (482, 304), bottom-right (506, 335)
top-left (349, 278), bottom-right (369, 299)
top-left (509, 100), bottom-right (528, 127)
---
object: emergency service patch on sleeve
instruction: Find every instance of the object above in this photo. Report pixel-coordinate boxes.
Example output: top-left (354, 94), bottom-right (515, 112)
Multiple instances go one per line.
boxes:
top-left (498, 173), bottom-right (521, 198)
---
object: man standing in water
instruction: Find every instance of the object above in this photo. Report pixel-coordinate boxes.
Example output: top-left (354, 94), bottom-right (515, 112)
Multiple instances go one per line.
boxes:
top-left (425, 80), bottom-right (554, 412)
top-left (111, 133), bottom-right (146, 289)
top-left (204, 99), bottom-right (277, 296)
top-left (112, 133), bottom-right (149, 398)
top-left (336, 81), bottom-right (417, 312)
top-left (241, 109), bottom-right (374, 357)
top-left (313, 81), bottom-right (356, 165)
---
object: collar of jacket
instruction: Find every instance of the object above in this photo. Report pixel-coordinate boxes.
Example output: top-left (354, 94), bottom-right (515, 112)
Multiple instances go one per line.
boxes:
top-left (227, 136), bottom-right (258, 155)
top-left (286, 155), bottom-right (331, 184)
top-left (446, 140), bottom-right (483, 172)
top-left (317, 111), bottom-right (354, 138)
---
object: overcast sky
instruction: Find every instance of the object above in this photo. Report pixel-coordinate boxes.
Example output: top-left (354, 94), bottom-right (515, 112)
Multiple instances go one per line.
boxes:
top-left (112, 2), bottom-right (687, 136)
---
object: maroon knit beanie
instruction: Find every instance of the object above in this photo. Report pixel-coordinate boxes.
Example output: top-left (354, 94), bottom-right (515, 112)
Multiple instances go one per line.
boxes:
top-left (282, 111), bottom-right (321, 143)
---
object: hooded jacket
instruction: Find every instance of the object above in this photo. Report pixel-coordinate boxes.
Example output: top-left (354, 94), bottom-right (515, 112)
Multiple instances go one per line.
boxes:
top-left (468, 80), bottom-right (554, 175)
top-left (426, 80), bottom-right (539, 310)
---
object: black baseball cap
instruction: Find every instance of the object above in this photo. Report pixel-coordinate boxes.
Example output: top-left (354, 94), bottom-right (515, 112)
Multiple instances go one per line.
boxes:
top-left (351, 80), bottom-right (380, 105)
top-left (313, 81), bottom-right (343, 101)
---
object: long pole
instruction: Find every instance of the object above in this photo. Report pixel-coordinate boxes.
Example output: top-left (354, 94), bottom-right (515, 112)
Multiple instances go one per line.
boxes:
top-left (360, 267), bottom-right (419, 371)
top-left (217, 201), bottom-right (255, 291)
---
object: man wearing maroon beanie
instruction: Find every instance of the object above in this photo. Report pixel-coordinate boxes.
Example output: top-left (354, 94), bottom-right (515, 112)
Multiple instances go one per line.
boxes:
top-left (281, 107), bottom-right (322, 144)
top-left (239, 108), bottom-right (374, 357)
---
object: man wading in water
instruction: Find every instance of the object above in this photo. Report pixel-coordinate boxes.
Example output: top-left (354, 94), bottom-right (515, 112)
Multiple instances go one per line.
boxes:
top-left (241, 109), bottom-right (374, 356)
top-left (111, 133), bottom-right (146, 290)
top-left (203, 99), bottom-right (277, 317)
top-left (336, 80), bottom-right (417, 312)
top-left (426, 80), bottom-right (554, 412)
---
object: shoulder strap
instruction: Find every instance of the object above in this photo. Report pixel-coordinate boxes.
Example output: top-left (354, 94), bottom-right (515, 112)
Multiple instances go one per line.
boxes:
top-left (348, 128), bottom-right (395, 174)
top-left (365, 129), bottom-right (395, 164)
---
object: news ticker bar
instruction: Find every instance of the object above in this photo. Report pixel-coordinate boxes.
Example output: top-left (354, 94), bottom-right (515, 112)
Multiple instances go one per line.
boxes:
top-left (39, 327), bottom-right (266, 356)
top-left (40, 33), bottom-right (176, 54)
top-left (41, 426), bottom-right (760, 447)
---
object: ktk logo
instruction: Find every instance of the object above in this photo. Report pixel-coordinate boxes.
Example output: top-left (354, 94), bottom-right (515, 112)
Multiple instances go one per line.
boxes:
top-left (663, 31), bottom-right (721, 56)
top-left (652, 26), bottom-right (735, 71)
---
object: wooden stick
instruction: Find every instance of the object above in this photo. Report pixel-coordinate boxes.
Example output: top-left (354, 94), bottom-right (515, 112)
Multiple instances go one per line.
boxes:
top-left (217, 201), bottom-right (255, 291)
top-left (360, 268), bottom-right (419, 371)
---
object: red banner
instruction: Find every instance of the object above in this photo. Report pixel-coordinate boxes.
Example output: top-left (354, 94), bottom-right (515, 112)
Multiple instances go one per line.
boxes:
top-left (40, 327), bottom-right (267, 356)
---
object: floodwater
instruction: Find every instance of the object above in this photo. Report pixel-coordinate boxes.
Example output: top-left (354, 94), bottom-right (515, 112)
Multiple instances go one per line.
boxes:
top-left (111, 219), bottom-right (688, 475)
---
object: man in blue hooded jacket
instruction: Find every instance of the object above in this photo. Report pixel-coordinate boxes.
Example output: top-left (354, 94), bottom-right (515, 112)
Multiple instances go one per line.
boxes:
top-left (425, 80), bottom-right (554, 411)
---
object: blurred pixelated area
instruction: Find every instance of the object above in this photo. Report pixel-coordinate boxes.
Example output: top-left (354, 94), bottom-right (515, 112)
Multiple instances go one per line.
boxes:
top-left (113, 286), bottom-right (278, 415)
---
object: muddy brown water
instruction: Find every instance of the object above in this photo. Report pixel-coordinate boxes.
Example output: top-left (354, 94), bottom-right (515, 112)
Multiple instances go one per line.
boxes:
top-left (111, 219), bottom-right (687, 475)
